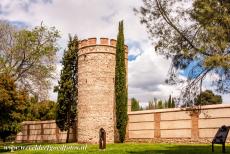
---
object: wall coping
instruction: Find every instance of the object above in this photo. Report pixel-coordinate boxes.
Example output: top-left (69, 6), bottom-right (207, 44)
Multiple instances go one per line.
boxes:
top-left (128, 104), bottom-right (230, 115)
top-left (79, 37), bottom-right (128, 51)
top-left (22, 120), bottom-right (56, 124)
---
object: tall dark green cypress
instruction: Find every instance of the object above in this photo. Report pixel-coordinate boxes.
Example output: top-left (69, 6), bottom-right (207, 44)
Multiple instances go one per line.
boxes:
top-left (55, 35), bottom-right (78, 143)
top-left (115, 21), bottom-right (128, 143)
top-left (171, 98), bottom-right (176, 108)
top-left (168, 95), bottom-right (172, 108)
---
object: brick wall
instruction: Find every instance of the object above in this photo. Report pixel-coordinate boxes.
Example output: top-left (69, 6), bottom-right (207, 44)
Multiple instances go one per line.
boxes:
top-left (16, 104), bottom-right (230, 143)
top-left (128, 104), bottom-right (230, 142)
top-left (16, 120), bottom-right (76, 143)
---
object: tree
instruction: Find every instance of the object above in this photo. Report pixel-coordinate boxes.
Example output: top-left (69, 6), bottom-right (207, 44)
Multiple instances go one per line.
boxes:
top-left (55, 35), bottom-right (78, 143)
top-left (37, 100), bottom-right (57, 120)
top-left (0, 21), bottom-right (60, 99)
top-left (135, 0), bottom-right (230, 105)
top-left (24, 99), bottom-right (57, 121)
top-left (164, 100), bottom-right (168, 108)
top-left (171, 98), bottom-right (176, 108)
top-left (139, 106), bottom-right (144, 110)
top-left (194, 90), bottom-right (222, 106)
top-left (131, 98), bottom-right (140, 111)
top-left (146, 100), bottom-right (155, 110)
top-left (115, 21), bottom-right (128, 143)
top-left (157, 100), bottom-right (163, 109)
top-left (167, 95), bottom-right (172, 108)
top-left (154, 97), bottom-right (158, 109)
top-left (0, 74), bottom-right (26, 142)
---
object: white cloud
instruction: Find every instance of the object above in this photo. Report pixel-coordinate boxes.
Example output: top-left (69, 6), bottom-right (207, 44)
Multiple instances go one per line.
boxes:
top-left (128, 42), bottom-right (181, 104)
top-left (1, 0), bottom-right (229, 104)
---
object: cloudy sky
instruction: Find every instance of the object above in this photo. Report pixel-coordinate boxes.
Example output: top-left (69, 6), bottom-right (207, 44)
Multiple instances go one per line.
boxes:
top-left (0, 0), bottom-right (229, 105)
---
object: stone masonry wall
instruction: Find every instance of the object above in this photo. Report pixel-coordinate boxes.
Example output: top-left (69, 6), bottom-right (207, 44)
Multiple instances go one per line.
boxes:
top-left (77, 38), bottom-right (128, 144)
top-left (16, 104), bottom-right (230, 143)
top-left (127, 104), bottom-right (230, 143)
top-left (15, 120), bottom-right (76, 143)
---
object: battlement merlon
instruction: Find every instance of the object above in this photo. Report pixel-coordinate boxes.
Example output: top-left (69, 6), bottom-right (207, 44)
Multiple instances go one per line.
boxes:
top-left (78, 37), bottom-right (128, 52)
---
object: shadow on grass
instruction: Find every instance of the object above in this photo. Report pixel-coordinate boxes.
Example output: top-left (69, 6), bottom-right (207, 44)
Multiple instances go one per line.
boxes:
top-left (128, 145), bottom-right (230, 154)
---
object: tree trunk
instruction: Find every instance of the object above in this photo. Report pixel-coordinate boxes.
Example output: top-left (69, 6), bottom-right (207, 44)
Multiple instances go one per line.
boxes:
top-left (66, 128), bottom-right (70, 143)
top-left (66, 101), bottom-right (71, 143)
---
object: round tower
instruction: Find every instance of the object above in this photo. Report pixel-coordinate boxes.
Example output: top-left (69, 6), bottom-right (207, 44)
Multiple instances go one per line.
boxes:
top-left (77, 37), bottom-right (128, 144)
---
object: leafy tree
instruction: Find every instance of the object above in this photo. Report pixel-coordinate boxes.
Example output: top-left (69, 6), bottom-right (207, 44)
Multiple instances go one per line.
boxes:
top-left (0, 21), bottom-right (60, 99)
top-left (154, 97), bottom-right (158, 109)
top-left (139, 106), bottom-right (144, 110)
top-left (55, 35), bottom-right (78, 143)
top-left (135, 0), bottom-right (230, 105)
top-left (146, 100), bottom-right (155, 110)
top-left (167, 95), bottom-right (172, 108)
top-left (194, 90), bottom-right (222, 106)
top-left (157, 100), bottom-right (163, 109)
top-left (24, 98), bottom-right (57, 121)
top-left (131, 98), bottom-right (140, 111)
top-left (37, 100), bottom-right (57, 120)
top-left (0, 74), bottom-right (26, 142)
top-left (164, 100), bottom-right (168, 108)
top-left (171, 98), bottom-right (176, 108)
top-left (115, 21), bottom-right (128, 143)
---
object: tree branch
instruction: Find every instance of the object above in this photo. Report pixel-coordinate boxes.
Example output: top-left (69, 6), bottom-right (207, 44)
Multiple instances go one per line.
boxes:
top-left (155, 0), bottom-right (212, 56)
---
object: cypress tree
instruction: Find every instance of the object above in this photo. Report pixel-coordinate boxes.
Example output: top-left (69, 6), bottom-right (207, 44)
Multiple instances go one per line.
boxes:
top-left (131, 98), bottom-right (140, 111)
top-left (171, 98), bottom-right (176, 108)
top-left (55, 35), bottom-right (78, 143)
top-left (167, 95), bottom-right (172, 108)
top-left (115, 21), bottom-right (128, 143)
top-left (164, 100), bottom-right (168, 108)
top-left (158, 100), bottom-right (163, 109)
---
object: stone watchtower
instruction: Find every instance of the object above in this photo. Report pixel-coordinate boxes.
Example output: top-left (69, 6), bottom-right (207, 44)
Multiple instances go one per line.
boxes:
top-left (77, 38), bottom-right (128, 144)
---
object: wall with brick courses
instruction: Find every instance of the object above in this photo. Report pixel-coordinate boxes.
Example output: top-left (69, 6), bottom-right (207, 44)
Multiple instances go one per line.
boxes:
top-left (16, 104), bottom-right (230, 143)
top-left (127, 104), bottom-right (230, 142)
top-left (15, 120), bottom-right (76, 143)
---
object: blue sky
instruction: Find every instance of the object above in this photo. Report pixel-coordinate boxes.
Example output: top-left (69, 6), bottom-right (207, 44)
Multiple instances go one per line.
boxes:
top-left (0, 0), bottom-right (229, 104)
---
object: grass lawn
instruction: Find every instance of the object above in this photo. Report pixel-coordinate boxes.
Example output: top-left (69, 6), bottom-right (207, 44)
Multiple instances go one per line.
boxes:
top-left (0, 143), bottom-right (229, 154)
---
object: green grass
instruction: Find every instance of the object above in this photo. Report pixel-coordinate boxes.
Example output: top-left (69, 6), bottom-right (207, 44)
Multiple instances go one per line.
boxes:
top-left (0, 143), bottom-right (229, 154)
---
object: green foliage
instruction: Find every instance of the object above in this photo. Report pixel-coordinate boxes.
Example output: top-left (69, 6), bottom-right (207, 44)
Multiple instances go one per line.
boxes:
top-left (139, 106), bottom-right (144, 110)
top-left (136, 0), bottom-right (230, 104)
top-left (167, 95), bottom-right (172, 108)
top-left (157, 100), bottom-right (163, 109)
top-left (166, 95), bottom-right (176, 108)
top-left (38, 100), bottom-right (57, 120)
top-left (115, 21), bottom-right (128, 143)
top-left (55, 35), bottom-right (78, 143)
top-left (146, 100), bottom-right (155, 110)
top-left (131, 98), bottom-right (141, 111)
top-left (0, 75), bottom-right (27, 142)
top-left (24, 98), bottom-right (57, 121)
top-left (0, 21), bottom-right (60, 99)
top-left (19, 93), bottom-right (56, 121)
top-left (145, 97), bottom-right (176, 110)
top-left (164, 100), bottom-right (168, 108)
top-left (194, 90), bottom-right (222, 106)
top-left (171, 98), bottom-right (176, 108)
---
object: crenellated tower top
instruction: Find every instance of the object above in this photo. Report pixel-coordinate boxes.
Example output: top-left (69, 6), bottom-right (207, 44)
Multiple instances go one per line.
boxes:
top-left (79, 37), bottom-right (128, 51)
